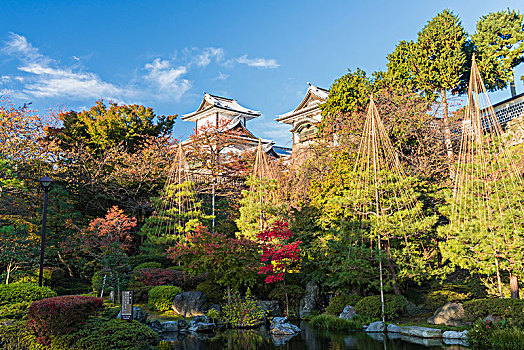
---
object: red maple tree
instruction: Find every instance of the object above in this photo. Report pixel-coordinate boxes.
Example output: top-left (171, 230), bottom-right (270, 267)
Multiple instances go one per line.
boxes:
top-left (257, 221), bottom-right (301, 316)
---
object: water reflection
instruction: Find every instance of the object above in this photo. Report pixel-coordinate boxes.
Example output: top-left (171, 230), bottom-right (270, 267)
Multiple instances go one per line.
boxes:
top-left (163, 321), bottom-right (469, 350)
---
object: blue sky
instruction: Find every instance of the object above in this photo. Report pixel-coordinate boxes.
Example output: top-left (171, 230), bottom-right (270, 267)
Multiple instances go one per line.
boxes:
top-left (1, 0), bottom-right (523, 147)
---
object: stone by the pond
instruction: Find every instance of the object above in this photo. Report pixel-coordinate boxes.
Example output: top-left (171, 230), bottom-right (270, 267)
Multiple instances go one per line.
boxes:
top-left (339, 305), bottom-right (358, 321)
top-left (258, 300), bottom-right (281, 317)
top-left (188, 322), bottom-right (216, 332)
top-left (192, 315), bottom-right (212, 324)
top-left (299, 281), bottom-right (320, 319)
top-left (116, 307), bottom-right (146, 323)
top-left (148, 320), bottom-right (162, 333)
top-left (161, 321), bottom-right (179, 332)
top-left (270, 317), bottom-right (301, 335)
top-left (177, 319), bottom-right (189, 330)
top-left (427, 302), bottom-right (466, 327)
top-left (443, 338), bottom-right (469, 347)
top-left (172, 291), bottom-right (208, 317)
top-left (442, 330), bottom-right (468, 339)
top-left (387, 324), bottom-right (402, 333)
top-left (400, 326), bottom-right (442, 338)
top-left (365, 321), bottom-right (385, 333)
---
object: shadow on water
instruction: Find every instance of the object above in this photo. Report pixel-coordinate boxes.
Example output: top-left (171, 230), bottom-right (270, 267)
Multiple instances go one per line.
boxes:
top-left (163, 321), bottom-right (469, 350)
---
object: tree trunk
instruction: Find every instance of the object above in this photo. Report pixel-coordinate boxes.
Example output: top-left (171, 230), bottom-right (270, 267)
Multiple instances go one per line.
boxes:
top-left (440, 89), bottom-right (454, 179)
top-left (58, 251), bottom-right (74, 278)
top-left (283, 279), bottom-right (289, 317)
top-left (495, 258), bottom-right (503, 298)
top-left (510, 274), bottom-right (520, 299)
top-left (510, 70), bottom-right (517, 97)
top-left (227, 284), bottom-right (231, 305)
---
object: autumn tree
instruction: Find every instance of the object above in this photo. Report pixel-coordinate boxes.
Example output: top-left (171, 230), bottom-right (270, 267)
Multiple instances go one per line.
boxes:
top-left (77, 206), bottom-right (137, 294)
top-left (167, 225), bottom-right (260, 299)
top-left (257, 221), bottom-right (301, 316)
top-left (185, 119), bottom-right (249, 232)
top-left (54, 100), bottom-right (176, 152)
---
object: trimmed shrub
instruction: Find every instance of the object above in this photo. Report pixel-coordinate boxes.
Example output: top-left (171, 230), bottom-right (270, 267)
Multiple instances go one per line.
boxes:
top-left (27, 295), bottom-right (104, 345)
top-left (464, 298), bottom-right (524, 325)
top-left (196, 281), bottom-right (223, 304)
top-left (134, 268), bottom-right (205, 290)
top-left (148, 285), bottom-right (182, 311)
top-left (424, 289), bottom-right (469, 311)
top-left (133, 262), bottom-right (162, 271)
top-left (223, 289), bottom-right (265, 328)
top-left (0, 301), bottom-right (30, 320)
top-left (66, 319), bottom-right (159, 350)
top-left (326, 294), bottom-right (363, 315)
top-left (128, 254), bottom-right (169, 270)
top-left (0, 283), bottom-right (57, 305)
top-left (355, 295), bottom-right (407, 321)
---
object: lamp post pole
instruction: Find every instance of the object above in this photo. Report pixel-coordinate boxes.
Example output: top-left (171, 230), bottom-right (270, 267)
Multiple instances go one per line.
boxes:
top-left (38, 175), bottom-right (53, 287)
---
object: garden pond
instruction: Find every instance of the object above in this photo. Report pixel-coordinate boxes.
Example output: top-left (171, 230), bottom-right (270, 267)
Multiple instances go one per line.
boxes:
top-left (160, 321), bottom-right (469, 349)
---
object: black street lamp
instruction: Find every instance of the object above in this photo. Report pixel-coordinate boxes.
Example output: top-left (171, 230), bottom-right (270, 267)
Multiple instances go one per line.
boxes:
top-left (38, 174), bottom-right (53, 287)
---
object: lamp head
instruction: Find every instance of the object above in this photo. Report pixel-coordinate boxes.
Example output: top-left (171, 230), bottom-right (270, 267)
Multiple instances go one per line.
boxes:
top-left (39, 174), bottom-right (53, 191)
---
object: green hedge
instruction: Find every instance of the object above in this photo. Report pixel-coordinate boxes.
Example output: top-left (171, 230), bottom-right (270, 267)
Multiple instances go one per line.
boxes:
top-left (196, 281), bottom-right (223, 304)
top-left (0, 318), bottom-right (159, 350)
top-left (464, 298), bottom-right (524, 325)
top-left (0, 301), bottom-right (30, 320)
top-left (148, 285), bottom-right (182, 311)
top-left (424, 289), bottom-right (469, 312)
top-left (326, 294), bottom-right (363, 315)
top-left (0, 283), bottom-right (56, 305)
top-left (355, 295), bottom-right (407, 321)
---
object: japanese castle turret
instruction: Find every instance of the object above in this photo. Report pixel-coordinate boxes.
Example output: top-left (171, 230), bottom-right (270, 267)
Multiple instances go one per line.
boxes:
top-left (183, 93), bottom-right (291, 158)
top-left (276, 83), bottom-right (328, 159)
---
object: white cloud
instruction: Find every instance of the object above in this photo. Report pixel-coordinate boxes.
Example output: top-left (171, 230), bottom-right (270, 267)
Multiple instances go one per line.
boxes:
top-left (143, 58), bottom-right (191, 100)
top-left (1, 34), bottom-right (280, 105)
top-left (215, 72), bottom-right (229, 80)
top-left (236, 54), bottom-right (279, 69)
top-left (192, 47), bottom-right (225, 67)
top-left (2, 33), bottom-right (124, 100)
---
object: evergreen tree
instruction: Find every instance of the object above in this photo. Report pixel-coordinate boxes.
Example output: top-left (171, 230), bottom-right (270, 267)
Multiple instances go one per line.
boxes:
top-left (140, 180), bottom-right (210, 255)
top-left (413, 9), bottom-right (468, 176)
top-left (472, 9), bottom-right (524, 96)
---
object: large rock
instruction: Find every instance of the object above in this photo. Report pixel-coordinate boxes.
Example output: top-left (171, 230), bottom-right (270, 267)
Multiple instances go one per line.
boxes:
top-left (161, 321), bottom-right (179, 332)
top-left (270, 317), bottom-right (301, 335)
top-left (116, 307), bottom-right (146, 323)
top-left (442, 330), bottom-right (468, 339)
top-left (400, 326), bottom-right (442, 338)
top-left (339, 305), bottom-right (358, 321)
top-left (387, 324), bottom-right (402, 333)
top-left (365, 321), bottom-right (385, 333)
top-left (299, 281), bottom-right (320, 319)
top-left (188, 322), bottom-right (215, 332)
top-left (427, 302), bottom-right (466, 327)
top-left (257, 300), bottom-right (281, 317)
top-left (172, 291), bottom-right (208, 317)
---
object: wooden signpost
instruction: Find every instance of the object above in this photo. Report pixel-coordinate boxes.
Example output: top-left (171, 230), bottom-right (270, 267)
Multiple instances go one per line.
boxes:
top-left (120, 290), bottom-right (134, 321)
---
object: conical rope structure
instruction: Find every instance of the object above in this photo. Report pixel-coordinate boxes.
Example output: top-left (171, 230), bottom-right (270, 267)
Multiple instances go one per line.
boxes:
top-left (450, 56), bottom-right (524, 297)
top-left (350, 96), bottom-right (425, 323)
top-left (152, 143), bottom-right (201, 239)
top-left (251, 139), bottom-right (278, 232)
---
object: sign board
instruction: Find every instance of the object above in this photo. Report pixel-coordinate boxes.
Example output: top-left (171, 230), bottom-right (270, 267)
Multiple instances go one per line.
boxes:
top-left (121, 290), bottom-right (134, 321)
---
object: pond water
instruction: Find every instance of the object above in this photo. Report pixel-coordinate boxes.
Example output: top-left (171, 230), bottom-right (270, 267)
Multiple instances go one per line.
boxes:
top-left (161, 322), bottom-right (469, 349)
